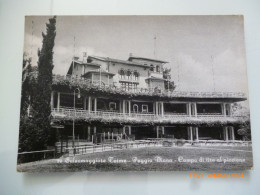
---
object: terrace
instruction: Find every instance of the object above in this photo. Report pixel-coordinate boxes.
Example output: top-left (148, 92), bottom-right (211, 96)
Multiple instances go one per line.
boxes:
top-left (52, 75), bottom-right (247, 100)
top-left (51, 107), bottom-right (247, 125)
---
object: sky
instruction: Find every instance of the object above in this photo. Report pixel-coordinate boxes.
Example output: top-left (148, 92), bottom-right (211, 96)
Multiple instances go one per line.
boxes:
top-left (23, 15), bottom-right (249, 96)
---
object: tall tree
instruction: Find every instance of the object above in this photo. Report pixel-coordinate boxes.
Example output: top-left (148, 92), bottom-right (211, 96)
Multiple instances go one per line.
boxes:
top-left (163, 67), bottom-right (176, 91)
top-left (32, 16), bottom-right (56, 147)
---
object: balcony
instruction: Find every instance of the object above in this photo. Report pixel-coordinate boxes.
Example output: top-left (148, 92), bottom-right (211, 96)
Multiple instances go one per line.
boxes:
top-left (51, 107), bottom-right (247, 125)
top-left (52, 75), bottom-right (247, 100)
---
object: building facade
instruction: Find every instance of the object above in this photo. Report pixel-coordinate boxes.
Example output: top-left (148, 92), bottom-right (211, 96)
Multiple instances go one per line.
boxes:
top-left (50, 54), bottom-right (247, 145)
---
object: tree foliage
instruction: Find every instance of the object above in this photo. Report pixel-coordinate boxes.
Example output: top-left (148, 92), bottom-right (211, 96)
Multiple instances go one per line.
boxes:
top-left (32, 16), bottom-right (56, 147)
top-left (163, 67), bottom-right (176, 91)
top-left (237, 121), bottom-right (251, 141)
top-left (18, 17), bottom-right (56, 162)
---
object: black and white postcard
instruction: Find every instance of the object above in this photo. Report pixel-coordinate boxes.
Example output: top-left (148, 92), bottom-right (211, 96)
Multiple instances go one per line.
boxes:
top-left (17, 15), bottom-right (253, 172)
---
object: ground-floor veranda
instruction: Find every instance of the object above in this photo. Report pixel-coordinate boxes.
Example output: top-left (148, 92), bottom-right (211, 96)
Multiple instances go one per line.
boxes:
top-left (53, 124), bottom-right (244, 146)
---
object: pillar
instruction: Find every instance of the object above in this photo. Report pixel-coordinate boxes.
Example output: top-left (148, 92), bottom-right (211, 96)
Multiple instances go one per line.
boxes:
top-left (155, 102), bottom-right (158, 115)
top-left (128, 101), bottom-right (131, 116)
top-left (129, 126), bottom-right (131, 135)
top-left (229, 126), bottom-right (235, 141)
top-left (94, 126), bottom-right (96, 134)
top-left (223, 126), bottom-right (229, 141)
top-left (222, 103), bottom-right (226, 116)
top-left (94, 98), bottom-right (97, 113)
top-left (156, 126), bottom-right (159, 138)
top-left (57, 92), bottom-right (60, 110)
top-left (83, 96), bottom-right (87, 110)
top-left (123, 126), bottom-right (126, 134)
top-left (195, 127), bottom-right (199, 141)
top-left (188, 127), bottom-right (193, 141)
top-left (194, 103), bottom-right (197, 117)
top-left (51, 91), bottom-right (54, 110)
top-left (188, 103), bottom-right (191, 116)
top-left (88, 96), bottom-right (92, 113)
top-left (122, 100), bottom-right (126, 114)
top-left (227, 103), bottom-right (232, 116)
top-left (88, 126), bottom-right (91, 141)
top-left (161, 102), bottom-right (164, 116)
top-left (162, 126), bottom-right (165, 135)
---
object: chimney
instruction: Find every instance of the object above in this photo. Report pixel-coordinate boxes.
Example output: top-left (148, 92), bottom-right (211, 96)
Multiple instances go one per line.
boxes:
top-left (129, 53), bottom-right (133, 57)
top-left (83, 52), bottom-right (87, 63)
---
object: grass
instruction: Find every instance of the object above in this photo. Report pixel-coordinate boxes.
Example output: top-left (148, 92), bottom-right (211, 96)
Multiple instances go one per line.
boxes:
top-left (17, 146), bottom-right (253, 172)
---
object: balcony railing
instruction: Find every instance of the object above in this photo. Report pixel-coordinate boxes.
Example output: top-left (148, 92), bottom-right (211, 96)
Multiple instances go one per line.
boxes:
top-left (51, 107), bottom-right (247, 124)
top-left (52, 74), bottom-right (247, 99)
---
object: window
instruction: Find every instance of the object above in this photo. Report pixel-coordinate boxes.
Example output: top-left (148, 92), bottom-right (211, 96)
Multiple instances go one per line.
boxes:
top-left (126, 70), bottom-right (132, 80)
top-left (156, 65), bottom-right (160, 72)
top-left (133, 104), bottom-right (138, 113)
top-left (150, 64), bottom-right (154, 72)
top-left (142, 104), bottom-right (148, 113)
top-left (109, 102), bottom-right (116, 110)
top-left (133, 71), bottom-right (139, 81)
top-left (120, 82), bottom-right (138, 91)
top-left (118, 69), bottom-right (125, 79)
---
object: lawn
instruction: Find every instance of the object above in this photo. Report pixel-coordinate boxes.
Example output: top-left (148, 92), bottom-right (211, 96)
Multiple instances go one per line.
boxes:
top-left (17, 146), bottom-right (253, 172)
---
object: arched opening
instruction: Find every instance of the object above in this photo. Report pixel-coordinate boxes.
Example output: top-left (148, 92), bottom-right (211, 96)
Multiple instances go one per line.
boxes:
top-left (150, 64), bottom-right (154, 72)
top-left (133, 70), bottom-right (139, 81)
top-left (109, 102), bottom-right (117, 111)
top-left (156, 65), bottom-right (160, 72)
top-left (118, 69), bottom-right (125, 79)
top-left (126, 69), bottom-right (132, 80)
top-left (133, 104), bottom-right (138, 113)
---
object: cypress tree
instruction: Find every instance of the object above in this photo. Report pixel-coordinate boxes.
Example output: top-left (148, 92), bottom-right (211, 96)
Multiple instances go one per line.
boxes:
top-left (32, 16), bottom-right (56, 148)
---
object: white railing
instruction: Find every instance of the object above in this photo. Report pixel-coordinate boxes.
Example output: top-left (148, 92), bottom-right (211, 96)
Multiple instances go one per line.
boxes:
top-left (52, 107), bottom-right (246, 123)
top-left (52, 74), bottom-right (247, 99)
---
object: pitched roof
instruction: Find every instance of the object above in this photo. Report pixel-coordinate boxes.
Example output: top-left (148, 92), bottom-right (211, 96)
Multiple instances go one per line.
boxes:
top-left (145, 76), bottom-right (166, 81)
top-left (88, 56), bottom-right (150, 67)
top-left (128, 56), bottom-right (168, 63)
top-left (82, 69), bottom-right (115, 77)
top-left (67, 60), bottom-right (101, 75)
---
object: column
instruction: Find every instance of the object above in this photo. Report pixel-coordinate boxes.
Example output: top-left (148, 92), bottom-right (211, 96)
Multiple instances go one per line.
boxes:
top-left (122, 100), bottom-right (126, 114)
top-left (107, 75), bottom-right (110, 86)
top-left (94, 126), bottom-right (96, 134)
top-left (162, 126), bottom-right (165, 135)
top-left (191, 103), bottom-right (195, 116)
top-left (195, 127), bottom-right (199, 141)
top-left (230, 126), bottom-right (235, 141)
top-left (129, 126), bottom-right (131, 135)
top-left (189, 127), bottom-right (193, 141)
top-left (222, 103), bottom-right (226, 116)
top-left (123, 126), bottom-right (126, 134)
top-left (83, 96), bottom-right (87, 110)
top-left (88, 96), bottom-right (92, 113)
top-left (194, 103), bottom-right (197, 117)
top-left (155, 102), bottom-right (158, 116)
top-left (186, 103), bottom-right (191, 116)
top-left (88, 126), bottom-right (91, 141)
top-left (119, 100), bottom-right (122, 113)
top-left (57, 92), bottom-right (60, 110)
top-left (94, 98), bottom-right (97, 113)
top-left (128, 100), bottom-right (131, 116)
top-left (50, 91), bottom-right (54, 110)
top-left (156, 126), bottom-right (159, 138)
top-left (228, 103), bottom-right (232, 116)
top-left (161, 102), bottom-right (164, 116)
top-left (224, 126), bottom-right (229, 141)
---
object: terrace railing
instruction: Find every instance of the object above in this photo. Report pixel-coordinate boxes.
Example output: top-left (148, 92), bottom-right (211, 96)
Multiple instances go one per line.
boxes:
top-left (51, 107), bottom-right (247, 123)
top-left (52, 74), bottom-right (247, 99)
